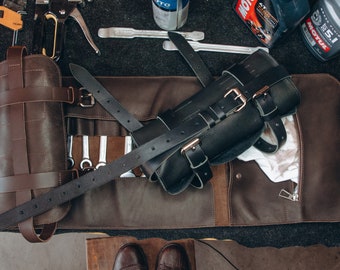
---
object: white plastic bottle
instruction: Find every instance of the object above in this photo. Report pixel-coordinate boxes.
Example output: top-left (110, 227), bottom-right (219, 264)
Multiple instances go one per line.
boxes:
top-left (152, 0), bottom-right (189, 30)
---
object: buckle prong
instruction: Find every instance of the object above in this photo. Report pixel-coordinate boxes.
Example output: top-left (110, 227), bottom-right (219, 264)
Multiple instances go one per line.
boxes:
top-left (224, 88), bottom-right (247, 112)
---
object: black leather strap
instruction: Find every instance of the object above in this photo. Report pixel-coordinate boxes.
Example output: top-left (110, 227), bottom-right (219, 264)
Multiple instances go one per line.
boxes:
top-left (168, 31), bottom-right (214, 87)
top-left (0, 114), bottom-right (209, 230)
top-left (233, 65), bottom-right (290, 153)
top-left (181, 139), bottom-right (213, 189)
top-left (69, 63), bottom-right (144, 133)
top-left (167, 32), bottom-right (289, 153)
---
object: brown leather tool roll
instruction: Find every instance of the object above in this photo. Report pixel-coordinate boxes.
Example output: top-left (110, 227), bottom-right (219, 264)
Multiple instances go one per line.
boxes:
top-left (0, 46), bottom-right (76, 242)
top-left (60, 73), bottom-right (339, 229)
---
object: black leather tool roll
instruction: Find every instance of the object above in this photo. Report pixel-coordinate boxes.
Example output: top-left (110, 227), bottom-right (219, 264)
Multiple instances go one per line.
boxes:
top-left (132, 50), bottom-right (300, 194)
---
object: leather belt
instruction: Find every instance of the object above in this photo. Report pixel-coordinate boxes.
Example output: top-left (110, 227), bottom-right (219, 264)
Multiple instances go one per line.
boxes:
top-left (69, 63), bottom-right (144, 133)
top-left (168, 31), bottom-right (214, 87)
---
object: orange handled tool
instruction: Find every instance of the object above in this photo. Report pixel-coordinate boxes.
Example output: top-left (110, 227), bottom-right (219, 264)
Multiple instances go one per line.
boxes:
top-left (0, 6), bottom-right (23, 31)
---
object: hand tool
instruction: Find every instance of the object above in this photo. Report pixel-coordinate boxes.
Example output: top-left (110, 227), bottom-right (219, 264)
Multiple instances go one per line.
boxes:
top-left (95, 135), bottom-right (107, 169)
top-left (11, 10), bottom-right (26, 45)
top-left (67, 135), bottom-right (75, 169)
top-left (33, 0), bottom-right (100, 61)
top-left (80, 135), bottom-right (92, 170)
top-left (163, 40), bottom-right (269, 54)
top-left (0, 5), bottom-right (23, 31)
top-left (98, 27), bottom-right (205, 41)
top-left (120, 136), bottom-right (136, 177)
top-left (0, 5), bottom-right (25, 45)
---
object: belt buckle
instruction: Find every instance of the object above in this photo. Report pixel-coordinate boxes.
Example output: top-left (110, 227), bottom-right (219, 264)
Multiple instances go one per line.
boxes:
top-left (224, 88), bottom-right (247, 112)
top-left (78, 87), bottom-right (95, 108)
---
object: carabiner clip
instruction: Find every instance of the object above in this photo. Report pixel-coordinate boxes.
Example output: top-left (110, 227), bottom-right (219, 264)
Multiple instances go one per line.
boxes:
top-left (41, 12), bottom-right (59, 60)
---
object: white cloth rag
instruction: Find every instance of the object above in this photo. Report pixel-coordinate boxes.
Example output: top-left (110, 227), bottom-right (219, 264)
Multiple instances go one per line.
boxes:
top-left (237, 116), bottom-right (300, 184)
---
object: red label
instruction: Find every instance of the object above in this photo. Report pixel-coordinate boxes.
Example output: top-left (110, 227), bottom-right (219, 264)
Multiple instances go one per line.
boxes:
top-left (235, 0), bottom-right (259, 25)
top-left (306, 18), bottom-right (330, 52)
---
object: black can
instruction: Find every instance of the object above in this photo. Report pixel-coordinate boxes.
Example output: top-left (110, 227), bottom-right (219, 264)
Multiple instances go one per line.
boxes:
top-left (301, 0), bottom-right (340, 61)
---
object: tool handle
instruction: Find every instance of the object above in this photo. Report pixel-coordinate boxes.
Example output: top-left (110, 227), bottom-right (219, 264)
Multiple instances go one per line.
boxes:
top-left (0, 6), bottom-right (23, 31)
top-left (98, 27), bottom-right (205, 41)
top-left (163, 40), bottom-right (269, 54)
top-left (189, 41), bottom-right (269, 54)
top-left (70, 8), bottom-right (100, 55)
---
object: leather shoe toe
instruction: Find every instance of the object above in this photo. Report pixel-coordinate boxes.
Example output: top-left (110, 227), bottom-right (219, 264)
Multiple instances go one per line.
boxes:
top-left (156, 243), bottom-right (190, 270)
top-left (113, 243), bottom-right (148, 270)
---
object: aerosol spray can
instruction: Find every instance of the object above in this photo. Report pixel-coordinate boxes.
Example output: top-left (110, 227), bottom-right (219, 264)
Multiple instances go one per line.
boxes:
top-left (152, 0), bottom-right (189, 30)
top-left (301, 0), bottom-right (340, 61)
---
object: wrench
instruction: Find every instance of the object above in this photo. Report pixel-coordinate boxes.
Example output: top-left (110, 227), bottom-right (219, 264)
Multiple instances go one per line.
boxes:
top-left (95, 135), bottom-right (107, 169)
top-left (120, 136), bottom-right (136, 177)
top-left (67, 135), bottom-right (75, 169)
top-left (98, 27), bottom-right (205, 41)
top-left (163, 40), bottom-right (269, 54)
top-left (80, 135), bottom-right (93, 170)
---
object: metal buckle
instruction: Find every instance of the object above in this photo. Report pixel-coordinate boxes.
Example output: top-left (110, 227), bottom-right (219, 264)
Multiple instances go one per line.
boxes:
top-left (181, 138), bottom-right (200, 155)
top-left (224, 88), bottom-right (247, 112)
top-left (252, 85), bottom-right (270, 99)
top-left (78, 87), bottom-right (95, 108)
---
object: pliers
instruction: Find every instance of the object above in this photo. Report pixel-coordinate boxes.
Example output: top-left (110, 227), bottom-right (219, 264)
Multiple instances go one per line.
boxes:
top-left (34, 0), bottom-right (100, 61)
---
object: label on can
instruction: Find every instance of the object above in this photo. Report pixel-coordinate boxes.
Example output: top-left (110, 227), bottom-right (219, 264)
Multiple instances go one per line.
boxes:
top-left (153, 0), bottom-right (189, 11)
top-left (301, 5), bottom-right (340, 60)
top-left (152, 0), bottom-right (189, 30)
top-left (234, 0), bottom-right (279, 46)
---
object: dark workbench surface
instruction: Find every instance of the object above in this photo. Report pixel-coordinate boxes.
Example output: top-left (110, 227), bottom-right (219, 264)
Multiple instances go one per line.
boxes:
top-left (1, 0), bottom-right (339, 79)
top-left (0, 0), bottom-right (339, 249)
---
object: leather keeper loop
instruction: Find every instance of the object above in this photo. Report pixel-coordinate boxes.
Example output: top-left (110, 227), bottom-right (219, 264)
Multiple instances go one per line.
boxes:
top-left (0, 86), bottom-right (75, 108)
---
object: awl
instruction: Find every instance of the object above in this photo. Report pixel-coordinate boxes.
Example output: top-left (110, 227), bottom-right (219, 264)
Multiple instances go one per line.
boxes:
top-left (98, 27), bottom-right (205, 41)
top-left (163, 40), bottom-right (269, 54)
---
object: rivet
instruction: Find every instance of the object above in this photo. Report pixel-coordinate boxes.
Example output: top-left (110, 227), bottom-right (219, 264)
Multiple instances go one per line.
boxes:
top-left (235, 173), bottom-right (242, 180)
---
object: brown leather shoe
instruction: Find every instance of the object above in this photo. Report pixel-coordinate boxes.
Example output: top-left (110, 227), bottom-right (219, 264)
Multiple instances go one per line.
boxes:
top-left (112, 243), bottom-right (148, 270)
top-left (156, 243), bottom-right (190, 270)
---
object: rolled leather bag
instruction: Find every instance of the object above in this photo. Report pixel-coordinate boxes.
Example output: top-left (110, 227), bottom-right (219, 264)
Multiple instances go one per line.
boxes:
top-left (132, 50), bottom-right (300, 194)
top-left (0, 47), bottom-right (76, 242)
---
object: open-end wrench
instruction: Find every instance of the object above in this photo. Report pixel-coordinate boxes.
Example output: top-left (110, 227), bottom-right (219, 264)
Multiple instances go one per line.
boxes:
top-left (80, 135), bottom-right (92, 170)
top-left (98, 27), bottom-right (205, 41)
top-left (67, 135), bottom-right (75, 169)
top-left (95, 135), bottom-right (107, 169)
top-left (163, 40), bottom-right (269, 54)
top-left (120, 136), bottom-right (136, 177)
